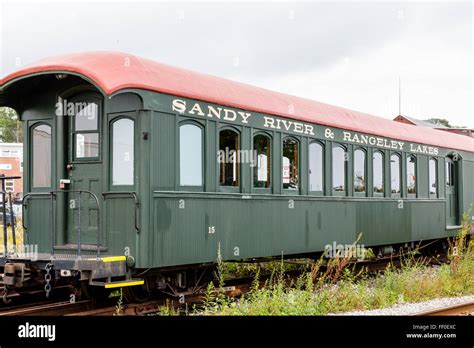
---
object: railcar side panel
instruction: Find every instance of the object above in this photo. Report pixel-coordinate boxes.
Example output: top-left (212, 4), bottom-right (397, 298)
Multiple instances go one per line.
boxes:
top-left (151, 194), bottom-right (450, 268)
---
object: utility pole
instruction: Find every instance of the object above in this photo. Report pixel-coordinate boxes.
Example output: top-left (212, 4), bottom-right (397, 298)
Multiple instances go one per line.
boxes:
top-left (398, 76), bottom-right (402, 116)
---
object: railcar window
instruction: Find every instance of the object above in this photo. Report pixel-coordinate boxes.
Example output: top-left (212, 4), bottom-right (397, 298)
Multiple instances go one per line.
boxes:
top-left (446, 162), bottom-right (450, 185)
top-left (180, 124), bottom-right (203, 186)
top-left (354, 149), bottom-right (366, 193)
top-left (373, 152), bottom-right (384, 194)
top-left (429, 158), bottom-right (437, 196)
top-left (32, 124), bottom-right (52, 187)
top-left (219, 129), bottom-right (239, 187)
top-left (407, 155), bottom-right (417, 195)
top-left (74, 102), bottom-right (99, 159)
top-left (446, 161), bottom-right (454, 186)
top-left (75, 133), bottom-right (99, 158)
top-left (390, 154), bottom-right (401, 194)
top-left (282, 138), bottom-right (299, 190)
top-left (253, 134), bottom-right (271, 188)
top-left (309, 142), bottom-right (324, 192)
top-left (332, 145), bottom-right (346, 193)
top-left (112, 118), bottom-right (134, 185)
top-left (75, 102), bottom-right (98, 131)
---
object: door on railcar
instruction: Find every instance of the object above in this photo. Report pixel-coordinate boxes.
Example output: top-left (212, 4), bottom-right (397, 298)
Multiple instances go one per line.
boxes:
top-left (445, 157), bottom-right (459, 226)
top-left (104, 113), bottom-right (138, 256)
top-left (66, 100), bottom-right (102, 245)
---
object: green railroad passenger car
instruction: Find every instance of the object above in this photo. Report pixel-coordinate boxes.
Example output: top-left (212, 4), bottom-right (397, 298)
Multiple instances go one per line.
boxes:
top-left (0, 52), bottom-right (473, 301)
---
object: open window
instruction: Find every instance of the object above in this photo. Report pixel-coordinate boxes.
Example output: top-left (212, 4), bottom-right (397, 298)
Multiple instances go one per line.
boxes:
top-left (219, 129), bottom-right (240, 187)
top-left (253, 134), bottom-right (271, 189)
top-left (407, 155), bottom-right (417, 196)
top-left (282, 137), bottom-right (299, 191)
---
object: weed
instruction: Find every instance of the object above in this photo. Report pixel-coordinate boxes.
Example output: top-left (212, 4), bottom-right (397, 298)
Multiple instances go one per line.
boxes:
top-left (113, 288), bottom-right (124, 316)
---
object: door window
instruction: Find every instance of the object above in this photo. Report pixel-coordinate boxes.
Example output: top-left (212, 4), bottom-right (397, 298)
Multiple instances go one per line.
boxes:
top-left (180, 123), bottom-right (203, 187)
top-left (112, 118), bottom-right (135, 186)
top-left (32, 124), bottom-right (52, 187)
top-left (74, 102), bottom-right (99, 159)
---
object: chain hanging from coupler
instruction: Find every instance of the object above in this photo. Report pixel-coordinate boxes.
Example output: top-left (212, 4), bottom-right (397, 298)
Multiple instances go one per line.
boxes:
top-left (44, 263), bottom-right (53, 298)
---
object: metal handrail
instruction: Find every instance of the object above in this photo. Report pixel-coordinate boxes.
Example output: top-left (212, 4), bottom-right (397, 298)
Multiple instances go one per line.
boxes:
top-left (1, 175), bottom-right (21, 257)
top-left (102, 191), bottom-right (140, 233)
top-left (22, 190), bottom-right (102, 259)
top-left (1, 190), bottom-right (18, 255)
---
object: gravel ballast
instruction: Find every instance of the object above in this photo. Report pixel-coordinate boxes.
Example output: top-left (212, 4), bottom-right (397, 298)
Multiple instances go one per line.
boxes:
top-left (331, 294), bottom-right (474, 315)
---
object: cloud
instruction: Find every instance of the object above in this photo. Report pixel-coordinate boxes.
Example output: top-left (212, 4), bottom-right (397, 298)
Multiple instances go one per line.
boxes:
top-left (1, 0), bottom-right (472, 126)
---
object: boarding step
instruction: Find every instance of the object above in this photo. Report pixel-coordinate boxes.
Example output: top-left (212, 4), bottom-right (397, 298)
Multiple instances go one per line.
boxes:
top-left (1, 255), bottom-right (129, 280)
top-left (89, 278), bottom-right (144, 289)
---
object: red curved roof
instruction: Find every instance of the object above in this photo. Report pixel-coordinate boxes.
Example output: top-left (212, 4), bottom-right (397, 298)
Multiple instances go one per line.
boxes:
top-left (1, 51), bottom-right (473, 152)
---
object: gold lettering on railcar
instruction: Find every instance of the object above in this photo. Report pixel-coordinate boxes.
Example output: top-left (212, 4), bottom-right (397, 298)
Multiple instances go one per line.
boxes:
top-left (338, 129), bottom-right (439, 154)
top-left (171, 98), bottom-right (315, 135)
top-left (262, 116), bottom-right (314, 135)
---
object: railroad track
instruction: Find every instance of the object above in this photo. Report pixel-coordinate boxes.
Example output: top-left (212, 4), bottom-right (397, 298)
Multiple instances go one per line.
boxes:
top-left (0, 253), bottom-right (451, 316)
top-left (414, 300), bottom-right (474, 316)
top-left (69, 284), bottom-right (248, 316)
top-left (0, 283), bottom-right (247, 317)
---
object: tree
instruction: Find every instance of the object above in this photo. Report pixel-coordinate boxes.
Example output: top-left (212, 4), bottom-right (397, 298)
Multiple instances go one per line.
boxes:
top-left (0, 107), bottom-right (22, 143)
top-left (425, 118), bottom-right (452, 128)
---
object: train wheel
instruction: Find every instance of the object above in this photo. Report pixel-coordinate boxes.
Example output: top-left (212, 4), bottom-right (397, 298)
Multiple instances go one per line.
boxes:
top-left (80, 282), bottom-right (112, 302)
top-left (123, 284), bottom-right (152, 303)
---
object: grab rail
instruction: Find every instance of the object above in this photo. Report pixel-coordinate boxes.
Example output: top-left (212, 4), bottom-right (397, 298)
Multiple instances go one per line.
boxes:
top-left (0, 175), bottom-right (21, 256)
top-left (22, 190), bottom-right (102, 259)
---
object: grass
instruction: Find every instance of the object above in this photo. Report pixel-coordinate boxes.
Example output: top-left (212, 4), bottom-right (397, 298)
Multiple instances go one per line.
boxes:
top-left (0, 220), bottom-right (24, 254)
top-left (196, 212), bottom-right (474, 316)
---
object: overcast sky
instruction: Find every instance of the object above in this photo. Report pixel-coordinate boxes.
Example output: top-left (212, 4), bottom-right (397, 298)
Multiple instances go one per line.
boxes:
top-left (0, 0), bottom-right (472, 127)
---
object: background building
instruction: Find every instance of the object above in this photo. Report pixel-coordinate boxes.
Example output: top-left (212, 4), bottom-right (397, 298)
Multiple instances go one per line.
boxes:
top-left (0, 142), bottom-right (23, 201)
top-left (394, 115), bottom-right (474, 138)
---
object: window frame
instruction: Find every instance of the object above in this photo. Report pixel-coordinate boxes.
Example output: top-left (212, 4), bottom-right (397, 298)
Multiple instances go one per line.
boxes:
top-left (109, 116), bottom-right (136, 189)
top-left (353, 147), bottom-right (367, 197)
top-left (218, 126), bottom-right (241, 192)
top-left (406, 154), bottom-right (417, 198)
top-left (281, 136), bottom-right (300, 194)
top-left (71, 98), bottom-right (102, 163)
top-left (178, 120), bottom-right (205, 191)
top-left (445, 158), bottom-right (455, 188)
top-left (252, 131), bottom-right (272, 193)
top-left (372, 150), bottom-right (385, 197)
top-left (30, 122), bottom-right (53, 190)
top-left (308, 140), bottom-right (325, 196)
top-left (332, 144), bottom-right (347, 196)
top-left (428, 157), bottom-right (438, 198)
top-left (390, 152), bottom-right (402, 198)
